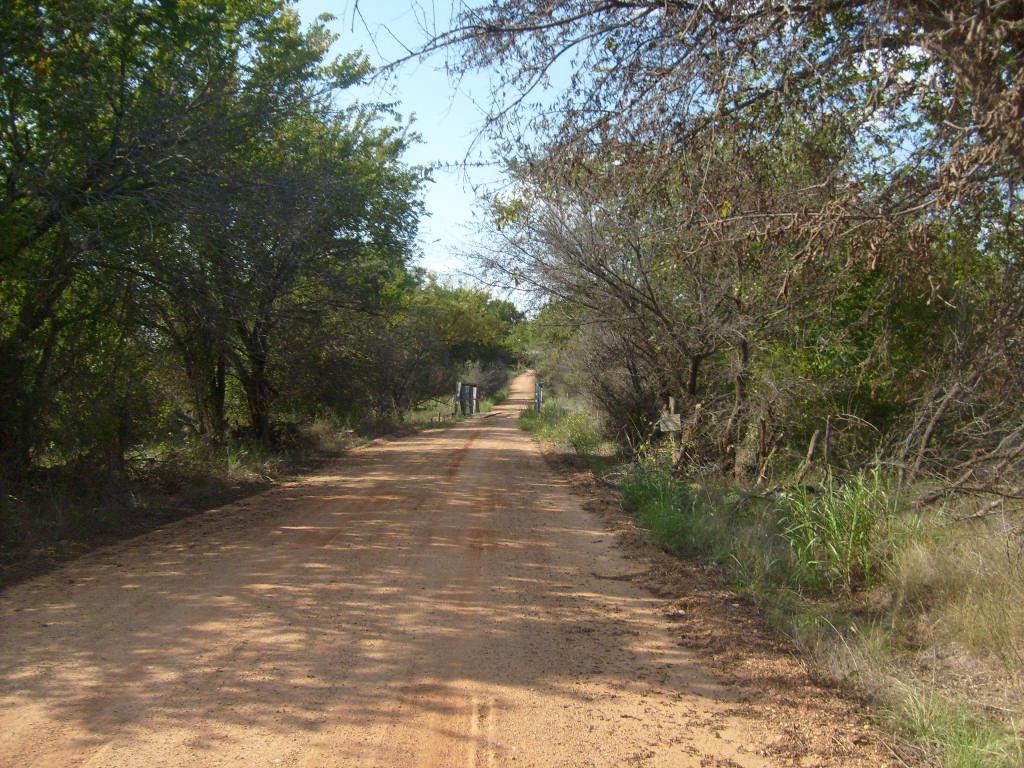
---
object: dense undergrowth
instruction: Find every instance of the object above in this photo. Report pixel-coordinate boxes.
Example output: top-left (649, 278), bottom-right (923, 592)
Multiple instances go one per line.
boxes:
top-left (520, 396), bottom-right (1023, 768)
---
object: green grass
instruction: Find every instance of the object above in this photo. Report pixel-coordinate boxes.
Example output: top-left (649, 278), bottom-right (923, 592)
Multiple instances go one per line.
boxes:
top-left (518, 396), bottom-right (621, 475)
top-left (479, 388), bottom-right (509, 412)
top-left (620, 470), bottom-right (733, 560)
top-left (619, 468), bottom-right (898, 596)
top-left (775, 469), bottom-right (900, 595)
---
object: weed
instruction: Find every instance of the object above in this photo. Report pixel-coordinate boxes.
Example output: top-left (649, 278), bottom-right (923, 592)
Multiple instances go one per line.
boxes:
top-left (880, 688), bottom-right (1023, 768)
top-left (776, 469), bottom-right (900, 595)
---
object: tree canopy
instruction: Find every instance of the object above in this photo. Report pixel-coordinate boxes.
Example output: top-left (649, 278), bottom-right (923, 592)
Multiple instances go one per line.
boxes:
top-left (0, 1), bottom-right (520, 477)
top-left (431, 0), bottom-right (1024, 498)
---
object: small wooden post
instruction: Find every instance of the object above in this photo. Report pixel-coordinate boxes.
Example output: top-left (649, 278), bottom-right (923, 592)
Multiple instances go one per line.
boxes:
top-left (669, 398), bottom-right (682, 465)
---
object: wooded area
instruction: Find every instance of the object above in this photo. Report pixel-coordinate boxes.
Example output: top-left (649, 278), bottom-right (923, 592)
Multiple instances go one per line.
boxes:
top-left (0, 1), bottom-right (519, 483)
top-left (436, 0), bottom-right (1024, 503)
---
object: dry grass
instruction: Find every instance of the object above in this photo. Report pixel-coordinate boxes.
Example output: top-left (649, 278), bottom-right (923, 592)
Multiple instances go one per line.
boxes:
top-left (889, 514), bottom-right (1024, 672)
top-left (789, 501), bottom-right (1024, 767)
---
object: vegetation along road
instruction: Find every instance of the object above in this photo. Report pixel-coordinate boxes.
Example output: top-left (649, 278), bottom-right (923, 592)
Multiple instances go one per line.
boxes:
top-left (0, 372), bottom-right (897, 767)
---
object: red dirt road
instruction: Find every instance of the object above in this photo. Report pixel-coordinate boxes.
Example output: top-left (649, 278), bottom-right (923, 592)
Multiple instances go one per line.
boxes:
top-left (0, 372), bottom-right (894, 767)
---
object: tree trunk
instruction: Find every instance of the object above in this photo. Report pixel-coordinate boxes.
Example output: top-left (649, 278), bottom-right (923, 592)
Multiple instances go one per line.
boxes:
top-left (0, 233), bottom-right (78, 473)
top-left (211, 351), bottom-right (226, 440)
top-left (721, 336), bottom-right (750, 478)
top-left (0, 345), bottom-right (33, 474)
top-left (235, 322), bottom-right (273, 446)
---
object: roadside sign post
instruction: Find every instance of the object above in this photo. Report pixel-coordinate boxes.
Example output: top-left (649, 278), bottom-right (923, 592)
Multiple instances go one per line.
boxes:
top-left (657, 397), bottom-right (682, 433)
top-left (657, 397), bottom-right (684, 465)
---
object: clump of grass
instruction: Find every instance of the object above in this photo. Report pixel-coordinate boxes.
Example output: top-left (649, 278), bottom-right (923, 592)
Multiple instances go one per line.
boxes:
top-left (479, 388), bottom-right (509, 412)
top-left (880, 688), bottom-right (1022, 768)
top-left (776, 468), bottom-right (899, 595)
top-left (618, 462), bottom-right (1024, 764)
top-left (621, 471), bottom-right (731, 560)
top-left (302, 414), bottom-right (359, 454)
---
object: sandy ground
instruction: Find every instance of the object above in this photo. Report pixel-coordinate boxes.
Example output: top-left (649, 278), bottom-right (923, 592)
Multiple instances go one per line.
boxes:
top-left (0, 372), bottom-right (899, 767)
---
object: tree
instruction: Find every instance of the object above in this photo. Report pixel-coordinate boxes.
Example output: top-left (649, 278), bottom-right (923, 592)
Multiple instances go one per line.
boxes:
top-left (433, 1), bottom-right (1024, 492)
top-left (0, 0), bottom-right (343, 468)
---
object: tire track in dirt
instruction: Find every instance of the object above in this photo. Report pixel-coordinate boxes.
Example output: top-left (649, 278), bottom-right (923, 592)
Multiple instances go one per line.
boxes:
top-left (0, 372), bottom-right (898, 767)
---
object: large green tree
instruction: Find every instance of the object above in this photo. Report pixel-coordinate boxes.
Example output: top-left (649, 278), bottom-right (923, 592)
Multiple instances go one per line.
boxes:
top-left (0, 1), bottom-right (345, 468)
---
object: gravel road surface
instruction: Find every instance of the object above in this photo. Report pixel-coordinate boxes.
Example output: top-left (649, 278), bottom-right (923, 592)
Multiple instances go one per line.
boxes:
top-left (0, 372), bottom-right (896, 767)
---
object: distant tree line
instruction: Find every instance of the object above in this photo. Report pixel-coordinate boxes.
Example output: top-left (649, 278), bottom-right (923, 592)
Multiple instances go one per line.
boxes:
top-left (0, 0), bottom-right (519, 479)
top-left (437, 1), bottom-right (1024, 499)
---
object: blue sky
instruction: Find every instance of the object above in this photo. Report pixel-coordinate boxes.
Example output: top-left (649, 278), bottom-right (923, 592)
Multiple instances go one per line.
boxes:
top-left (292, 1), bottom-right (504, 277)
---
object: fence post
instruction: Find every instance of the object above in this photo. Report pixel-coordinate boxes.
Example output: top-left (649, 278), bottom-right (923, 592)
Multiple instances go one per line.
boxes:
top-left (535, 381), bottom-right (543, 410)
top-left (455, 380), bottom-right (462, 416)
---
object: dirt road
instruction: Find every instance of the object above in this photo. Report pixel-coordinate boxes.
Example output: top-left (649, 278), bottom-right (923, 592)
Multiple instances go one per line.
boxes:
top-left (0, 372), bottom-right (895, 767)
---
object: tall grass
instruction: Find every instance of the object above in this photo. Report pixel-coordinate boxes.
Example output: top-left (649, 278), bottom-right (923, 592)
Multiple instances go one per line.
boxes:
top-left (881, 690), bottom-right (1023, 768)
top-left (620, 467), bottom-right (898, 596)
top-left (519, 397), bottom-right (604, 455)
top-left (776, 469), bottom-right (899, 594)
